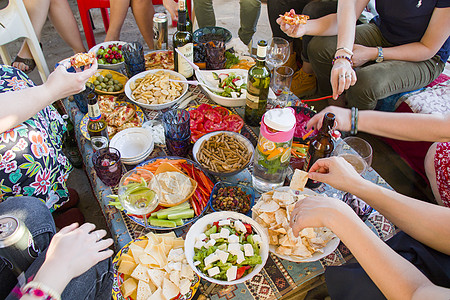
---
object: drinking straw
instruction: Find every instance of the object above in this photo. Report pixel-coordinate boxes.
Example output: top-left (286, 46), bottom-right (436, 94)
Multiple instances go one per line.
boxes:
top-left (301, 95), bottom-right (333, 102)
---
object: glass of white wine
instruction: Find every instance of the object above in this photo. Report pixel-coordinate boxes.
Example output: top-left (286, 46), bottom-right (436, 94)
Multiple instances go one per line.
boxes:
top-left (118, 169), bottom-right (161, 228)
top-left (266, 37), bottom-right (290, 89)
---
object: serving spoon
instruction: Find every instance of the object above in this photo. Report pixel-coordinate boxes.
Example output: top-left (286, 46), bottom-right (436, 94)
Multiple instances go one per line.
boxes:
top-left (169, 79), bottom-right (224, 93)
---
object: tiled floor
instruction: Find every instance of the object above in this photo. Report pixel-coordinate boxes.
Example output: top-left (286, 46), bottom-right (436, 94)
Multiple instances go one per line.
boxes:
top-left (1, 0), bottom-right (435, 298)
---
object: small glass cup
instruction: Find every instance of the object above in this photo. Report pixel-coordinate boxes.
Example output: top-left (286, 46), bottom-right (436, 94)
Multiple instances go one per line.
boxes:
top-left (271, 66), bottom-right (294, 108)
top-left (334, 137), bottom-right (373, 174)
top-left (73, 82), bottom-right (94, 114)
top-left (162, 109), bottom-right (191, 157)
top-left (123, 42), bottom-right (145, 77)
top-left (92, 147), bottom-right (122, 186)
top-left (206, 40), bottom-right (226, 70)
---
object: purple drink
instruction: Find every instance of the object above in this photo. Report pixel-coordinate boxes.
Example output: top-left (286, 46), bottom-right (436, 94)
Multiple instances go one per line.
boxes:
top-left (92, 147), bottom-right (122, 186)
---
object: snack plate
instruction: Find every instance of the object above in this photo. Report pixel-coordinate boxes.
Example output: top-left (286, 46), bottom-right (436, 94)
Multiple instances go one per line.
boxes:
top-left (144, 50), bottom-right (174, 70)
top-left (112, 235), bottom-right (200, 300)
top-left (88, 69), bottom-right (128, 95)
top-left (252, 187), bottom-right (340, 262)
top-left (125, 156), bottom-right (213, 230)
top-left (80, 100), bottom-right (144, 140)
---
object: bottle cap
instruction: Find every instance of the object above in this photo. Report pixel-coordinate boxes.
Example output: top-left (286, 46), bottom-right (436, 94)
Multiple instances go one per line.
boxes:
top-left (263, 108), bottom-right (296, 132)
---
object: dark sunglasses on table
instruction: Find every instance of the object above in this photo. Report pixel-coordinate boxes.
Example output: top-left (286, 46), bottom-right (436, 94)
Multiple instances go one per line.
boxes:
top-left (342, 193), bottom-right (373, 222)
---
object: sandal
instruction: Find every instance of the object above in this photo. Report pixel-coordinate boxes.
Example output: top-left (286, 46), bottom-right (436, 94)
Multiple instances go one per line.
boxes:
top-left (12, 56), bottom-right (36, 74)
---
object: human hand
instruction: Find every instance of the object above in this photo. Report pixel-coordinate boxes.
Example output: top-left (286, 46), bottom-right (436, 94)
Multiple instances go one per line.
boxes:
top-left (330, 58), bottom-right (356, 100)
top-left (308, 156), bottom-right (363, 192)
top-left (277, 9), bottom-right (307, 38)
top-left (306, 106), bottom-right (351, 132)
top-left (44, 60), bottom-right (98, 100)
top-left (289, 195), bottom-right (350, 237)
top-left (352, 44), bottom-right (377, 67)
top-left (43, 223), bottom-right (113, 281)
top-left (163, 0), bottom-right (179, 22)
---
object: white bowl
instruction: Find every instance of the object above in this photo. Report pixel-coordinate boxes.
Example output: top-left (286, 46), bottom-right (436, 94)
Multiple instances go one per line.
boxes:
top-left (124, 69), bottom-right (189, 110)
top-left (195, 69), bottom-right (248, 107)
top-left (185, 211), bottom-right (269, 285)
top-left (110, 128), bottom-right (154, 163)
top-left (192, 131), bottom-right (254, 176)
top-left (88, 41), bottom-right (127, 71)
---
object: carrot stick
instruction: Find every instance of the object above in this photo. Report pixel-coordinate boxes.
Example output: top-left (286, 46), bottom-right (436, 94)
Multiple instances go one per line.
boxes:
top-left (302, 129), bottom-right (314, 140)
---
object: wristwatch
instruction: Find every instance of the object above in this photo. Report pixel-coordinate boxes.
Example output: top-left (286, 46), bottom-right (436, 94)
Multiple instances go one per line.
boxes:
top-left (376, 46), bottom-right (384, 63)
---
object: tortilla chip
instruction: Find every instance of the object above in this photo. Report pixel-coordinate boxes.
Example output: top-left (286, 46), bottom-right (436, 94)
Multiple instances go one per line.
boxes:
top-left (258, 200), bottom-right (280, 213)
top-left (272, 191), bottom-right (295, 206)
top-left (137, 280), bottom-right (152, 300)
top-left (274, 209), bottom-right (288, 225)
top-left (299, 227), bottom-right (316, 239)
top-left (121, 278), bottom-right (137, 298)
top-left (276, 246), bottom-right (292, 256)
top-left (259, 212), bottom-right (275, 224)
top-left (162, 277), bottom-right (180, 300)
top-left (147, 269), bottom-right (166, 288)
top-left (148, 288), bottom-right (166, 300)
top-left (290, 169), bottom-right (309, 191)
top-left (131, 264), bottom-right (150, 283)
top-left (179, 278), bottom-right (191, 295)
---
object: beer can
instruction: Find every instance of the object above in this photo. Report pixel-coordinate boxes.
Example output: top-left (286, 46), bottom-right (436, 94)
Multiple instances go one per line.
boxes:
top-left (0, 216), bottom-right (39, 276)
top-left (153, 13), bottom-right (168, 50)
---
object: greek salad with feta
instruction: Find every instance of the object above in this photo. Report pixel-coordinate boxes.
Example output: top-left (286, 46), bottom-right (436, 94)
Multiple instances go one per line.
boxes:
top-left (212, 72), bottom-right (247, 98)
top-left (192, 218), bottom-right (263, 282)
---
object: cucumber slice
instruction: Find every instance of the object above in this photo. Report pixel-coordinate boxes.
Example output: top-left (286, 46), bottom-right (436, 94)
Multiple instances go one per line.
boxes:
top-left (148, 218), bottom-right (177, 228)
top-left (156, 202), bottom-right (191, 219)
top-left (167, 209), bottom-right (195, 220)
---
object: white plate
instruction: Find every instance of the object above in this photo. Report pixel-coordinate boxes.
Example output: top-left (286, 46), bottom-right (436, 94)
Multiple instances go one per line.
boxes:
top-left (110, 127), bottom-right (154, 160)
top-left (253, 187), bottom-right (340, 262)
top-left (195, 69), bottom-right (248, 107)
top-left (185, 211), bottom-right (269, 285)
top-left (124, 69), bottom-right (188, 110)
top-left (88, 41), bottom-right (127, 71)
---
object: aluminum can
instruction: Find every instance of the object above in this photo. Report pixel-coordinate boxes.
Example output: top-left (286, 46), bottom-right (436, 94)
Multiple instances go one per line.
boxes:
top-left (153, 13), bottom-right (168, 50)
top-left (0, 216), bottom-right (39, 276)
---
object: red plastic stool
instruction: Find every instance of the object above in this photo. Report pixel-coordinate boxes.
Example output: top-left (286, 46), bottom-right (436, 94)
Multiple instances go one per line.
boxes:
top-left (76, 0), bottom-right (193, 49)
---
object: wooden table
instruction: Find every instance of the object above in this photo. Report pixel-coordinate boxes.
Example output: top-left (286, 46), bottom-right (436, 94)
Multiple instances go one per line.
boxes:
top-left (63, 86), bottom-right (396, 300)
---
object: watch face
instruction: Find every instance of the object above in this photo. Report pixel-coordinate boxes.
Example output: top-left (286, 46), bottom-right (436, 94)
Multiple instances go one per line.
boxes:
top-left (376, 56), bottom-right (383, 63)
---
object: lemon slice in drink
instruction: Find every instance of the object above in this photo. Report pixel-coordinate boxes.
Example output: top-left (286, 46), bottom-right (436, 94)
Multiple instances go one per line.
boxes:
top-left (257, 137), bottom-right (276, 155)
top-left (280, 148), bottom-right (291, 163)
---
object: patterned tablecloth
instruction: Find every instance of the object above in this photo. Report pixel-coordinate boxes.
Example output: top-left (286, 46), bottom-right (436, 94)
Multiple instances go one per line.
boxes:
top-left (63, 86), bottom-right (396, 300)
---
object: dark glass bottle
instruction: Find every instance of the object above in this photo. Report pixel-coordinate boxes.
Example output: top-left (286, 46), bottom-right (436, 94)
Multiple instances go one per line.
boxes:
top-left (303, 112), bottom-right (336, 188)
top-left (87, 93), bottom-right (109, 151)
top-left (182, 0), bottom-right (193, 34)
top-left (62, 115), bottom-right (83, 168)
top-left (173, 0), bottom-right (194, 80)
top-left (244, 40), bottom-right (271, 127)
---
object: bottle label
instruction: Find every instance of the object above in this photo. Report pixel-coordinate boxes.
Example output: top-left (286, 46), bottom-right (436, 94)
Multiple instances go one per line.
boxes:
top-left (303, 152), bottom-right (312, 171)
top-left (88, 104), bottom-right (101, 121)
top-left (91, 136), bottom-right (109, 151)
top-left (256, 45), bottom-right (267, 60)
top-left (246, 93), bottom-right (260, 109)
top-left (177, 43), bottom-right (193, 78)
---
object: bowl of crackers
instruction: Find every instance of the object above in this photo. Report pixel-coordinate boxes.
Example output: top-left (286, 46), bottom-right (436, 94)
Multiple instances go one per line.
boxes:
top-left (124, 69), bottom-right (189, 110)
top-left (192, 131), bottom-right (254, 176)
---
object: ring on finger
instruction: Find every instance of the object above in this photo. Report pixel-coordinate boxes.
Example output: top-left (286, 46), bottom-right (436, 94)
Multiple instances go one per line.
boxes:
top-left (339, 74), bottom-right (345, 78)
top-left (94, 232), bottom-right (100, 241)
top-left (345, 74), bottom-right (352, 78)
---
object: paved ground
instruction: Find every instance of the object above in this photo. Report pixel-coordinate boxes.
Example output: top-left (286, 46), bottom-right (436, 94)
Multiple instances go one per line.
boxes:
top-left (1, 1), bottom-right (435, 298)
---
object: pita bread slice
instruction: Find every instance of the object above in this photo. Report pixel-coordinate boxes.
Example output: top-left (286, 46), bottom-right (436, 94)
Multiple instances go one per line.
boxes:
top-left (258, 200), bottom-right (280, 213)
top-left (131, 264), bottom-right (150, 283)
top-left (136, 280), bottom-right (152, 300)
top-left (139, 253), bottom-right (159, 267)
top-left (148, 288), bottom-right (166, 300)
top-left (169, 270), bottom-right (181, 287)
top-left (129, 243), bottom-right (145, 264)
top-left (179, 278), bottom-right (191, 296)
top-left (162, 277), bottom-right (180, 300)
top-left (290, 169), bottom-right (309, 191)
top-left (147, 268), bottom-right (166, 288)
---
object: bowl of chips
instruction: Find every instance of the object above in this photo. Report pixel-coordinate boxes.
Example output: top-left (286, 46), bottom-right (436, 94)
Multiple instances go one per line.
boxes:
top-left (124, 69), bottom-right (189, 110)
top-left (252, 187), bottom-right (340, 262)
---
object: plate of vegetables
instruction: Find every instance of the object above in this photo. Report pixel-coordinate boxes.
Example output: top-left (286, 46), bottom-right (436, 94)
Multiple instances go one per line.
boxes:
top-left (89, 41), bottom-right (126, 71)
top-left (195, 69), bottom-right (248, 107)
top-left (109, 157), bottom-right (215, 230)
top-left (185, 212), bottom-right (269, 285)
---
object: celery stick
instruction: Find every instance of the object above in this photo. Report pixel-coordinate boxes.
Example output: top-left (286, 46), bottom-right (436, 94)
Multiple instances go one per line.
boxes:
top-left (175, 218), bottom-right (184, 226)
top-left (148, 218), bottom-right (177, 228)
top-left (167, 209), bottom-right (195, 220)
top-left (156, 202), bottom-right (191, 219)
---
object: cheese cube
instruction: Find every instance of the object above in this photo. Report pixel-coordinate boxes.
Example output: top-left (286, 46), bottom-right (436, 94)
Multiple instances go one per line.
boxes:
top-left (234, 220), bottom-right (247, 233)
top-left (208, 266), bottom-right (220, 277)
top-left (205, 239), bottom-right (216, 249)
top-left (220, 228), bottom-right (230, 238)
top-left (210, 233), bottom-right (221, 240)
top-left (236, 250), bottom-right (245, 264)
top-left (227, 243), bottom-right (241, 256)
top-left (252, 234), bottom-right (262, 245)
top-left (244, 244), bottom-right (254, 257)
top-left (219, 219), bottom-right (231, 226)
top-left (194, 260), bottom-right (201, 266)
top-left (228, 234), bottom-right (239, 244)
top-left (215, 249), bottom-right (229, 264)
top-left (194, 240), bottom-right (205, 249)
top-left (197, 233), bottom-right (207, 241)
top-left (226, 266), bottom-right (238, 281)
top-left (204, 253), bottom-right (219, 266)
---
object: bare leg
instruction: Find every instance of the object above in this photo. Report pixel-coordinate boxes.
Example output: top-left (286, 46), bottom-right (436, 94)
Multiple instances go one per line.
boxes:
top-left (424, 142), bottom-right (443, 205)
top-left (130, 0), bottom-right (155, 50)
top-left (48, 0), bottom-right (86, 53)
top-left (105, 0), bottom-right (132, 42)
top-left (13, 0), bottom-right (51, 72)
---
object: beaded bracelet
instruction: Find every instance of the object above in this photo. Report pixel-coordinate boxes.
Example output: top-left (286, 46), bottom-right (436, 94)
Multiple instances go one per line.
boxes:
top-left (350, 107), bottom-right (359, 135)
top-left (332, 55), bottom-right (353, 66)
top-left (336, 47), bottom-right (354, 56)
top-left (22, 281), bottom-right (61, 300)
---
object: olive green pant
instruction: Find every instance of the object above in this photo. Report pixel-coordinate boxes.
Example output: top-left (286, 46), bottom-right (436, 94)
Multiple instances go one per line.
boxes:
top-left (193, 0), bottom-right (261, 45)
top-left (308, 23), bottom-right (445, 110)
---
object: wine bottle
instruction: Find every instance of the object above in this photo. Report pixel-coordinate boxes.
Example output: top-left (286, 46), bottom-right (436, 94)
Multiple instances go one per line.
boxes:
top-left (182, 0), bottom-right (193, 34)
top-left (173, 0), bottom-right (194, 79)
top-left (87, 93), bottom-right (109, 151)
top-left (303, 112), bottom-right (335, 188)
top-left (244, 40), bottom-right (271, 127)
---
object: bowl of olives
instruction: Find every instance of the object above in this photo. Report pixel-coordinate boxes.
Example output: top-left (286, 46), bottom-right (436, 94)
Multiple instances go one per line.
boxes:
top-left (88, 41), bottom-right (126, 71)
top-left (88, 69), bottom-right (128, 95)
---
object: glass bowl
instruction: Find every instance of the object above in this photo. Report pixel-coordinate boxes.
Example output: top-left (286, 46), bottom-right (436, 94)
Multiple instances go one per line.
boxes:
top-left (209, 181), bottom-right (255, 216)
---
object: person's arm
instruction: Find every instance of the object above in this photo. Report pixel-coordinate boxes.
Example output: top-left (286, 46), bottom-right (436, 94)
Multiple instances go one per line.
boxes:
top-left (290, 196), bottom-right (450, 299)
top-left (308, 157), bottom-right (450, 254)
top-left (20, 222), bottom-right (113, 299)
top-left (306, 106), bottom-right (450, 142)
top-left (0, 62), bottom-right (97, 134)
top-left (277, 11), bottom-right (339, 38)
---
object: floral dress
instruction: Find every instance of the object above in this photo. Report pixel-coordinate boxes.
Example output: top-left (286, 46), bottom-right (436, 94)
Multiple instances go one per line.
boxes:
top-left (0, 65), bottom-right (72, 212)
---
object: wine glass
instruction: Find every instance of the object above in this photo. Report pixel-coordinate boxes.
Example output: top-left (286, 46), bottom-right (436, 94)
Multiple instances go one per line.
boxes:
top-left (333, 137), bottom-right (374, 220)
top-left (266, 37), bottom-right (290, 90)
top-left (118, 169), bottom-right (161, 228)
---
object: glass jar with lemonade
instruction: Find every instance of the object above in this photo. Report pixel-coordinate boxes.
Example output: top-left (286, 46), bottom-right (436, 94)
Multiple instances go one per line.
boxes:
top-left (252, 108), bottom-right (296, 192)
